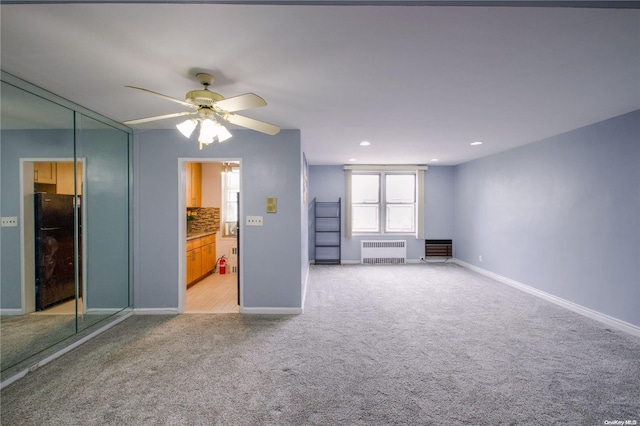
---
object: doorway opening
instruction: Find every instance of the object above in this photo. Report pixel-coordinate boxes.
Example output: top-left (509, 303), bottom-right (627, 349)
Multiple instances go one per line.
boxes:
top-left (180, 159), bottom-right (240, 313)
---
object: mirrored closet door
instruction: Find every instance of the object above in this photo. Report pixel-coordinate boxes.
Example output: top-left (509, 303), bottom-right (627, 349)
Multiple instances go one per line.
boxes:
top-left (0, 72), bottom-right (132, 382)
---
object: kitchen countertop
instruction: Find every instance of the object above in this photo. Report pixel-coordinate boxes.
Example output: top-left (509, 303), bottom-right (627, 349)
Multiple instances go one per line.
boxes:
top-left (187, 231), bottom-right (216, 241)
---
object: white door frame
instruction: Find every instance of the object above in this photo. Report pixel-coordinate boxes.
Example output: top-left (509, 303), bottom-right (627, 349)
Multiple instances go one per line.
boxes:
top-left (177, 158), bottom-right (243, 313)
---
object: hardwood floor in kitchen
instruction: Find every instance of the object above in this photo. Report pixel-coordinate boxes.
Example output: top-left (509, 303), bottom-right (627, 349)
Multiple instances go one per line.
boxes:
top-left (186, 273), bottom-right (239, 313)
top-left (32, 297), bottom-right (82, 315)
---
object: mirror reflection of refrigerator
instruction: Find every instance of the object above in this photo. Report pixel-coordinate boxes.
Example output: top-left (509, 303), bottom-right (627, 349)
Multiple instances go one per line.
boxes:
top-left (34, 193), bottom-right (81, 311)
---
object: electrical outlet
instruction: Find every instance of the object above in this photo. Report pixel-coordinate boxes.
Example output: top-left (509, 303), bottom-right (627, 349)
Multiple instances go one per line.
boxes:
top-left (246, 215), bottom-right (263, 226)
top-left (1, 217), bottom-right (18, 227)
top-left (478, 255), bottom-right (483, 262)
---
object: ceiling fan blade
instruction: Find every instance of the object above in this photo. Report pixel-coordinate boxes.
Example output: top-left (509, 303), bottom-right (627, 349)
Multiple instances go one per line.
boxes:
top-left (126, 86), bottom-right (194, 108)
top-left (215, 93), bottom-right (267, 112)
top-left (222, 113), bottom-right (280, 135)
top-left (124, 111), bottom-right (196, 125)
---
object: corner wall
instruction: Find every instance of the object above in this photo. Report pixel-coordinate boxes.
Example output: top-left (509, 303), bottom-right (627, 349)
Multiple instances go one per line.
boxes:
top-left (453, 110), bottom-right (640, 327)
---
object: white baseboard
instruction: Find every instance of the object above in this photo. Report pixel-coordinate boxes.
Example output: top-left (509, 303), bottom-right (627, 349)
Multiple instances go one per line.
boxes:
top-left (0, 309), bottom-right (23, 316)
top-left (409, 258), bottom-right (446, 264)
top-left (417, 257), bottom-right (452, 263)
top-left (240, 307), bottom-right (302, 315)
top-left (133, 308), bottom-right (180, 315)
top-left (453, 258), bottom-right (640, 338)
top-left (85, 308), bottom-right (128, 315)
top-left (134, 306), bottom-right (302, 315)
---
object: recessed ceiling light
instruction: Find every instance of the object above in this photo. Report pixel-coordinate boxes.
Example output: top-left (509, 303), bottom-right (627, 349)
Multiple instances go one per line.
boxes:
top-left (470, 141), bottom-right (483, 146)
top-left (348, 158), bottom-right (357, 162)
top-left (360, 141), bottom-right (370, 146)
top-left (430, 159), bottom-right (439, 162)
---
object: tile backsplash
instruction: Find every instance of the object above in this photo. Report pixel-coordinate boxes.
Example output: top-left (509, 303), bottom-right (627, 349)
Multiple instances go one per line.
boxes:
top-left (187, 207), bottom-right (220, 235)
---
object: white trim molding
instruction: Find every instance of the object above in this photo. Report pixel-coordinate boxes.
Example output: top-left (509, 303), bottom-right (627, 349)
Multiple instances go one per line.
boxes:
top-left (85, 308), bottom-right (128, 315)
top-left (0, 309), bottom-right (24, 316)
top-left (240, 307), bottom-right (303, 315)
top-left (416, 169), bottom-right (425, 239)
top-left (133, 308), bottom-right (180, 315)
top-left (343, 164), bottom-right (428, 171)
top-left (453, 259), bottom-right (640, 338)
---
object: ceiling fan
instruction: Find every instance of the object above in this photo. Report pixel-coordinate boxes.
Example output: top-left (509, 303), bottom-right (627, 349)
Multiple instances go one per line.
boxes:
top-left (124, 73), bottom-right (280, 149)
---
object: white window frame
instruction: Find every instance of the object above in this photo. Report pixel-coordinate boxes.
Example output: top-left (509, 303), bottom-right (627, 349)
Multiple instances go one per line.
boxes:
top-left (384, 173), bottom-right (417, 233)
top-left (345, 165), bottom-right (426, 239)
top-left (221, 165), bottom-right (239, 237)
top-left (352, 173), bottom-right (381, 233)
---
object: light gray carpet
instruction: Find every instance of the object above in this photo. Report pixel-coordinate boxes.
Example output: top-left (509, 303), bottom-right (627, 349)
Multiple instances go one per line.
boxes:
top-left (1, 315), bottom-right (76, 372)
top-left (1, 313), bottom-right (115, 380)
top-left (1, 264), bottom-right (639, 425)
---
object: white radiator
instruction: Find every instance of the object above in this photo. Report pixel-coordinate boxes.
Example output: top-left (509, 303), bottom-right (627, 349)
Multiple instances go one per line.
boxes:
top-left (361, 240), bottom-right (407, 264)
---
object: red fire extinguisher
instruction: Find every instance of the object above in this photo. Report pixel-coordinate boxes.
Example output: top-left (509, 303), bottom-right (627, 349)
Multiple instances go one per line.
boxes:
top-left (219, 256), bottom-right (227, 275)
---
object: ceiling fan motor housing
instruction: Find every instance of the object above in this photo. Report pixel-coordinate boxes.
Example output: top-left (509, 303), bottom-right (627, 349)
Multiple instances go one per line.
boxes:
top-left (186, 89), bottom-right (225, 107)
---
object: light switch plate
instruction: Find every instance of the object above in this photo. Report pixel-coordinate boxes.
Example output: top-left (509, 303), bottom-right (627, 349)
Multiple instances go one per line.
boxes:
top-left (246, 215), bottom-right (263, 226)
top-left (1, 217), bottom-right (18, 227)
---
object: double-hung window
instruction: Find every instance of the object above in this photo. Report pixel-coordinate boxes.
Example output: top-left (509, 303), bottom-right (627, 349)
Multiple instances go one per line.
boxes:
top-left (346, 166), bottom-right (426, 238)
top-left (352, 174), bottom-right (381, 233)
top-left (385, 174), bottom-right (416, 233)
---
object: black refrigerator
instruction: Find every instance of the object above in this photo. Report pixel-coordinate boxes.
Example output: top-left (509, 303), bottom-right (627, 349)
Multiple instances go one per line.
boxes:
top-left (34, 193), bottom-right (80, 311)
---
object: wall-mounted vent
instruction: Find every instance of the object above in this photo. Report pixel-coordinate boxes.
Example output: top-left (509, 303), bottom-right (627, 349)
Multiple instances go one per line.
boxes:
top-left (361, 240), bottom-right (406, 264)
top-left (425, 239), bottom-right (452, 257)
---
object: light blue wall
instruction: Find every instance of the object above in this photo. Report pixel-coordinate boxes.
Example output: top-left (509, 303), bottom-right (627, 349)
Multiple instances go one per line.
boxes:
top-left (77, 127), bottom-right (130, 310)
top-left (425, 166), bottom-right (455, 240)
top-left (1, 130), bottom-right (74, 309)
top-left (134, 129), bottom-right (304, 310)
top-left (453, 110), bottom-right (640, 327)
top-left (308, 166), bottom-right (345, 260)
top-left (308, 165), bottom-right (455, 262)
top-left (1, 129), bottom-right (130, 310)
top-left (301, 154), bottom-right (310, 289)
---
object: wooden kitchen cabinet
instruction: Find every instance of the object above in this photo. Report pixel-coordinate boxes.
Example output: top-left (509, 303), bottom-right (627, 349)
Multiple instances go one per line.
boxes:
top-left (186, 162), bottom-right (202, 208)
top-left (187, 247), bottom-right (202, 285)
top-left (186, 234), bottom-right (216, 286)
top-left (202, 238), bottom-right (216, 274)
top-left (34, 162), bottom-right (57, 184)
top-left (56, 162), bottom-right (83, 195)
top-left (186, 252), bottom-right (191, 285)
top-left (34, 161), bottom-right (83, 194)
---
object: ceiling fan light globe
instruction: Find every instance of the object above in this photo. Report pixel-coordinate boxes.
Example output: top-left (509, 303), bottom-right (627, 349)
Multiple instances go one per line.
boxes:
top-left (176, 119), bottom-right (197, 138)
top-left (198, 133), bottom-right (215, 144)
top-left (198, 134), bottom-right (215, 145)
top-left (217, 125), bottom-right (232, 142)
top-left (199, 118), bottom-right (217, 144)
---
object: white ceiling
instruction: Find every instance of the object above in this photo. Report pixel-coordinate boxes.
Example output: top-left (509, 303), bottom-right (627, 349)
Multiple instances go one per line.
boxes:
top-left (1, 3), bottom-right (638, 165)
